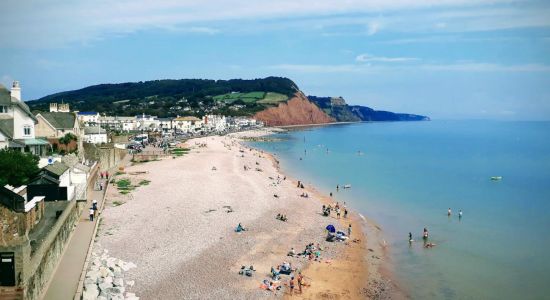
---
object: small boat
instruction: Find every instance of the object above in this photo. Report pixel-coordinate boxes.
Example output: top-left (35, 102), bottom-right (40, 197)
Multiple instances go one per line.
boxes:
top-left (343, 184), bottom-right (352, 189)
top-left (490, 176), bottom-right (502, 181)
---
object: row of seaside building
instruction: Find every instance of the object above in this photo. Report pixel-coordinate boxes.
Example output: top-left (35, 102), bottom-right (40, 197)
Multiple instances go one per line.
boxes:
top-left (0, 81), bottom-right (262, 157)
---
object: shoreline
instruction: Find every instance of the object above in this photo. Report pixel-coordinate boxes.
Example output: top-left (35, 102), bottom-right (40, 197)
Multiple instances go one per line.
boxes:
top-left (84, 127), bottom-right (401, 299)
top-left (239, 128), bottom-right (406, 299)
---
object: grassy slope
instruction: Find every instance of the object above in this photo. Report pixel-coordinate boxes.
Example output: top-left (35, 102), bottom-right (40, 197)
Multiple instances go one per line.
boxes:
top-left (213, 91), bottom-right (288, 104)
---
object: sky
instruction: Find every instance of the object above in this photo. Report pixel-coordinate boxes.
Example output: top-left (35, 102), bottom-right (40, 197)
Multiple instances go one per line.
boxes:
top-left (1, 0), bottom-right (550, 120)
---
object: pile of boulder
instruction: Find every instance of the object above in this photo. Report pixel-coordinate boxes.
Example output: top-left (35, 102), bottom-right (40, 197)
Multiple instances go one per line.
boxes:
top-left (83, 249), bottom-right (138, 300)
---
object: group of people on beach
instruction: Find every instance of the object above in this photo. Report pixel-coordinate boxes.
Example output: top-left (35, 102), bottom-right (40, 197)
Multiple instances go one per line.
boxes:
top-left (322, 202), bottom-right (348, 219)
top-left (276, 213), bottom-right (288, 222)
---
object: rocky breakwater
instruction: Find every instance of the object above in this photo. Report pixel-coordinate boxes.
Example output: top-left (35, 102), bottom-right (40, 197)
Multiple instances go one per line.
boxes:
top-left (254, 92), bottom-right (334, 126)
top-left (83, 249), bottom-right (138, 300)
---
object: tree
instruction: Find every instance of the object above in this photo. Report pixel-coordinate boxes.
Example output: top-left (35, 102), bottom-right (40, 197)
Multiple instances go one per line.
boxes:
top-left (0, 149), bottom-right (40, 186)
top-left (58, 133), bottom-right (77, 150)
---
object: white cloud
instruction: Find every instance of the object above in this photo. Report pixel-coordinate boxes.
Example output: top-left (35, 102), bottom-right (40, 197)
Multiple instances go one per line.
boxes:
top-left (356, 53), bottom-right (419, 62)
top-left (367, 21), bottom-right (381, 36)
top-left (0, 0), bottom-right (538, 48)
top-left (270, 62), bottom-right (550, 73)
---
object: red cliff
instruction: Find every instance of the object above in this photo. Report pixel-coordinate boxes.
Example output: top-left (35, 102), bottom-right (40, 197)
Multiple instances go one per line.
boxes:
top-left (254, 92), bottom-right (334, 126)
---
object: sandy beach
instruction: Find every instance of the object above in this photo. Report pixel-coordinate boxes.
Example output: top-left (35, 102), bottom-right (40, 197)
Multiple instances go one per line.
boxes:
top-left (87, 129), bottom-right (398, 299)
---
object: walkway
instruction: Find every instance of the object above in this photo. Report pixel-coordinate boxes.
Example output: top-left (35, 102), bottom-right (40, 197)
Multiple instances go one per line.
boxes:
top-left (41, 175), bottom-right (107, 300)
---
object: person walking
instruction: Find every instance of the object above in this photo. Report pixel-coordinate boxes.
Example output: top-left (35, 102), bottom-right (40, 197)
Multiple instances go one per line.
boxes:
top-left (447, 208), bottom-right (452, 216)
top-left (348, 223), bottom-right (352, 237)
top-left (344, 208), bottom-right (348, 218)
top-left (89, 208), bottom-right (95, 221)
top-left (409, 232), bottom-right (413, 242)
top-left (92, 200), bottom-right (98, 217)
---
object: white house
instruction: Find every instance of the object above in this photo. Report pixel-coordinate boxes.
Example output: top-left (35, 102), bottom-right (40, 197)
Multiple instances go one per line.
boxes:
top-left (83, 126), bottom-right (108, 144)
top-left (0, 81), bottom-right (49, 156)
top-left (77, 112), bottom-right (100, 125)
top-left (203, 115), bottom-right (227, 133)
top-left (155, 117), bottom-right (173, 132)
top-left (136, 114), bottom-right (160, 131)
top-left (173, 116), bottom-right (203, 133)
top-left (99, 116), bottom-right (137, 132)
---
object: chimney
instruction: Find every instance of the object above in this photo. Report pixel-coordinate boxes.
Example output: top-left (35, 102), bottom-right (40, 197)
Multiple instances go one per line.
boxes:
top-left (59, 103), bottom-right (70, 112)
top-left (11, 81), bottom-right (21, 101)
top-left (50, 103), bottom-right (58, 112)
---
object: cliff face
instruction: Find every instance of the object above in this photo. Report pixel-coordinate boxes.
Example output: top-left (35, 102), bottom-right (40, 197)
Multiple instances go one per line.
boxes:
top-left (254, 92), bottom-right (334, 126)
top-left (308, 95), bottom-right (429, 122)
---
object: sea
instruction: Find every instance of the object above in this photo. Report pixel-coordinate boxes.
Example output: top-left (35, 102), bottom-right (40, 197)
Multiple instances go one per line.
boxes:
top-left (249, 120), bottom-right (550, 300)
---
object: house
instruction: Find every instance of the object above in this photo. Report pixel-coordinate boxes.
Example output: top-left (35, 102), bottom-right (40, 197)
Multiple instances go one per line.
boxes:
top-left (35, 108), bottom-right (80, 139)
top-left (27, 161), bottom-right (76, 201)
top-left (77, 111), bottom-right (100, 125)
top-left (136, 114), bottom-right (159, 131)
top-left (173, 116), bottom-right (203, 133)
top-left (156, 117), bottom-right (173, 132)
top-left (0, 180), bottom-right (81, 299)
top-left (99, 116), bottom-right (137, 132)
top-left (0, 185), bottom-right (45, 290)
top-left (83, 126), bottom-right (108, 144)
top-left (0, 81), bottom-right (49, 156)
top-left (203, 115), bottom-right (227, 133)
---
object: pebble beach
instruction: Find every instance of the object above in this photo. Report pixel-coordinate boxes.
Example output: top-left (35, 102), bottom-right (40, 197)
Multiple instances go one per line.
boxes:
top-left (84, 129), bottom-right (397, 299)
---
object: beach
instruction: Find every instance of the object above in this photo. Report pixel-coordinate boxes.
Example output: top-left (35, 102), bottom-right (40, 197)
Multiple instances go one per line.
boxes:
top-left (87, 129), bottom-right (397, 299)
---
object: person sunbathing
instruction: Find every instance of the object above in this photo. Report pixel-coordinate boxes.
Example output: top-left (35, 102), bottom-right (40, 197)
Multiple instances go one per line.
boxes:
top-left (287, 248), bottom-right (296, 257)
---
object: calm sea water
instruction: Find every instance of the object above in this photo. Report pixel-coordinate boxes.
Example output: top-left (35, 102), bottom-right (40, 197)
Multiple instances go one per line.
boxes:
top-left (250, 120), bottom-right (550, 300)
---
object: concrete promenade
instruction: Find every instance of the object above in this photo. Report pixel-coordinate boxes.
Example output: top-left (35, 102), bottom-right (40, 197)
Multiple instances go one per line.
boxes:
top-left (41, 175), bottom-right (107, 300)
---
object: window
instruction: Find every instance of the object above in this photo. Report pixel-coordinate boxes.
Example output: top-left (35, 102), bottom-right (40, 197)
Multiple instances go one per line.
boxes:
top-left (24, 126), bottom-right (31, 136)
top-left (0, 106), bottom-right (7, 113)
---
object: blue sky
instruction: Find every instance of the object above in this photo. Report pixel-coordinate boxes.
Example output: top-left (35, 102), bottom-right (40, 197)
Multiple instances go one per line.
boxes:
top-left (1, 0), bottom-right (549, 120)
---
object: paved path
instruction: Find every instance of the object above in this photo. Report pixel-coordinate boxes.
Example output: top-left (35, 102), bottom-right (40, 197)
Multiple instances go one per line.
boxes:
top-left (42, 175), bottom-right (107, 300)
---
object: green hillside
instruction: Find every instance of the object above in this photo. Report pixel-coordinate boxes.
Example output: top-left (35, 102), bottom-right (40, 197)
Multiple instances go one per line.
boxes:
top-left (27, 77), bottom-right (298, 117)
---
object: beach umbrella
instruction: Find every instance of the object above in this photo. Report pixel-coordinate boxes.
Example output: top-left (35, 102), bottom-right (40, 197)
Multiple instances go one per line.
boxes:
top-left (326, 224), bottom-right (336, 233)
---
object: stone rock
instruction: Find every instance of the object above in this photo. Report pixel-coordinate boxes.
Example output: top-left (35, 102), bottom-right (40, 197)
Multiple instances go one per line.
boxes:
top-left (97, 297), bottom-right (108, 300)
top-left (103, 287), bottom-right (125, 300)
top-left (98, 281), bottom-right (112, 292)
top-left (121, 262), bottom-right (137, 271)
top-left (107, 260), bottom-right (116, 270)
top-left (83, 284), bottom-right (99, 300)
top-left (116, 259), bottom-right (125, 267)
top-left (99, 267), bottom-right (110, 277)
top-left (104, 276), bottom-right (113, 285)
top-left (126, 280), bottom-right (135, 287)
top-left (84, 277), bottom-right (95, 286)
top-left (93, 258), bottom-right (101, 266)
top-left (86, 270), bottom-right (100, 283)
top-left (113, 278), bottom-right (124, 287)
